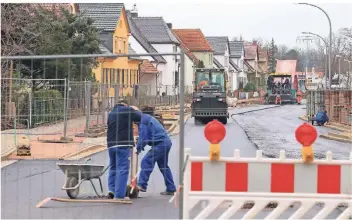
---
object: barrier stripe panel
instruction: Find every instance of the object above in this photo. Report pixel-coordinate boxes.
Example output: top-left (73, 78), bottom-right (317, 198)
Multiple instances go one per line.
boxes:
top-left (225, 163), bottom-right (248, 192)
top-left (203, 162), bottom-right (225, 191)
top-left (317, 165), bottom-right (341, 194)
top-left (340, 164), bottom-right (351, 194)
top-left (271, 163), bottom-right (294, 193)
top-left (189, 161), bottom-right (351, 194)
top-left (294, 164), bottom-right (317, 193)
top-left (191, 162), bottom-right (203, 191)
top-left (248, 163), bottom-right (271, 192)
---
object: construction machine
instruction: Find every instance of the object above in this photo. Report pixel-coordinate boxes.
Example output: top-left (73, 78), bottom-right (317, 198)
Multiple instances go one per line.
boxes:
top-left (191, 68), bottom-right (229, 125)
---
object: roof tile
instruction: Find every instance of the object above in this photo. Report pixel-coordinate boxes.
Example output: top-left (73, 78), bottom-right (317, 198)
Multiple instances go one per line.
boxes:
top-left (229, 41), bottom-right (244, 58)
top-left (126, 11), bottom-right (166, 63)
top-left (140, 60), bottom-right (159, 74)
top-left (77, 3), bottom-right (124, 32)
top-left (172, 29), bottom-right (213, 52)
top-left (206, 36), bottom-right (228, 55)
top-left (132, 17), bottom-right (179, 44)
top-left (172, 30), bottom-right (199, 64)
top-left (244, 45), bottom-right (257, 60)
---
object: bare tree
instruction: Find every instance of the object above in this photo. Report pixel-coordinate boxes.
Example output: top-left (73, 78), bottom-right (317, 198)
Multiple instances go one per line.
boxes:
top-left (1, 4), bottom-right (42, 76)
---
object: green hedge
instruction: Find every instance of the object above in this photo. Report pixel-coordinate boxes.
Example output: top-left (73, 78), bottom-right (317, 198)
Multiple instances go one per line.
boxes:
top-left (32, 89), bottom-right (64, 126)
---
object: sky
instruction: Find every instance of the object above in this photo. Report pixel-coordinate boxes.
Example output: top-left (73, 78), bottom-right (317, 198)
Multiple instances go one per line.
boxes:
top-left (120, 0), bottom-right (352, 48)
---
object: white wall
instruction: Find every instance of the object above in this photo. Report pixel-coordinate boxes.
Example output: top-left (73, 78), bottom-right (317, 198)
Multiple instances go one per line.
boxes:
top-left (129, 36), bottom-right (154, 61)
top-left (140, 73), bottom-right (157, 95)
top-left (152, 44), bottom-right (179, 95)
top-left (193, 52), bottom-right (213, 68)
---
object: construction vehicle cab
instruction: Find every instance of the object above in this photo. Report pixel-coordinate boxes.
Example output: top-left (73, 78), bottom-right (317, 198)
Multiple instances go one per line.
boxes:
top-left (191, 68), bottom-right (229, 125)
top-left (266, 72), bottom-right (297, 104)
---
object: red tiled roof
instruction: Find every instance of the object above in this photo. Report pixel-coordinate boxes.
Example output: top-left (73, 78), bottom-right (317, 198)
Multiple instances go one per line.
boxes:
top-left (140, 60), bottom-right (159, 74)
top-left (172, 29), bottom-right (213, 52)
top-left (244, 45), bottom-right (257, 60)
top-left (258, 47), bottom-right (267, 62)
top-left (172, 30), bottom-right (199, 65)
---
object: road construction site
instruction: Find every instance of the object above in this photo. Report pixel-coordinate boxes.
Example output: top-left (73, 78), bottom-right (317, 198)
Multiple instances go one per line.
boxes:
top-left (1, 104), bottom-right (351, 219)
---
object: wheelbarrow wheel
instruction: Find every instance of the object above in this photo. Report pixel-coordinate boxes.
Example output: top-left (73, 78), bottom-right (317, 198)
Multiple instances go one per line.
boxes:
top-left (66, 177), bottom-right (79, 199)
top-left (125, 185), bottom-right (139, 199)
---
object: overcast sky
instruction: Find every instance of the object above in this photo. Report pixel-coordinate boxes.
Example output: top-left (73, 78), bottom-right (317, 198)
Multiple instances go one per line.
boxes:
top-left (122, 0), bottom-right (351, 48)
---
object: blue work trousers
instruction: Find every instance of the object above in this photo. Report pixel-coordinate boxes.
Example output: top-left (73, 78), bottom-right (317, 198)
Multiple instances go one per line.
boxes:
top-left (108, 146), bottom-right (130, 199)
top-left (138, 141), bottom-right (176, 192)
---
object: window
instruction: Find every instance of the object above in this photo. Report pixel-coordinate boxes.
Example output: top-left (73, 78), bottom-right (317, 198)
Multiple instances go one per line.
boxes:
top-left (123, 41), bottom-right (126, 53)
top-left (118, 39), bottom-right (121, 53)
top-left (111, 69), bottom-right (115, 84)
top-left (102, 68), bottom-right (105, 83)
top-left (136, 70), bottom-right (139, 84)
top-left (209, 54), bottom-right (213, 64)
top-left (121, 69), bottom-right (125, 85)
top-left (105, 68), bottom-right (109, 84)
top-left (130, 70), bottom-right (133, 86)
top-left (117, 69), bottom-right (120, 84)
top-left (114, 38), bottom-right (118, 52)
top-left (174, 71), bottom-right (179, 87)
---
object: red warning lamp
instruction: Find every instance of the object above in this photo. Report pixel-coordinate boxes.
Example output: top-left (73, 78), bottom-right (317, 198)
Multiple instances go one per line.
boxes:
top-left (295, 123), bottom-right (317, 146)
top-left (295, 123), bottom-right (317, 163)
top-left (204, 120), bottom-right (226, 161)
top-left (204, 120), bottom-right (226, 144)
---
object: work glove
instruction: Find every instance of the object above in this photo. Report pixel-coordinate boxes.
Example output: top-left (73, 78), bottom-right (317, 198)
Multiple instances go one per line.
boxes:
top-left (136, 145), bottom-right (144, 155)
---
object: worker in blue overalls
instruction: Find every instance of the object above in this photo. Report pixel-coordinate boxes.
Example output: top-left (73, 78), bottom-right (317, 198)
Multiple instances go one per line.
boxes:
top-left (133, 109), bottom-right (176, 195)
top-left (315, 110), bottom-right (329, 126)
top-left (107, 100), bottom-right (141, 200)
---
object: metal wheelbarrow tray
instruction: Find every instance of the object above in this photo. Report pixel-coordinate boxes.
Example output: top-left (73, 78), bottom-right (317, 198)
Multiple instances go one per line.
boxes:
top-left (57, 163), bottom-right (106, 199)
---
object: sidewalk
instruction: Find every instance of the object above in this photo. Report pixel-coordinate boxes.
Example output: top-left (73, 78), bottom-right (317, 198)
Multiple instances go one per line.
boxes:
top-left (299, 115), bottom-right (352, 143)
top-left (1, 115), bottom-right (103, 160)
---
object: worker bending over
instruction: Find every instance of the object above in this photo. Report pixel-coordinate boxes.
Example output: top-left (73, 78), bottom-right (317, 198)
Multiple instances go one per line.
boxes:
top-left (134, 110), bottom-right (176, 195)
top-left (315, 110), bottom-right (329, 126)
top-left (107, 100), bottom-right (141, 200)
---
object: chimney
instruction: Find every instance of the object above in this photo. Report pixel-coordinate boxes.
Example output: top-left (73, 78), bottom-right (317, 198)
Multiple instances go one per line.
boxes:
top-left (167, 23), bottom-right (172, 29)
top-left (131, 3), bottom-right (138, 17)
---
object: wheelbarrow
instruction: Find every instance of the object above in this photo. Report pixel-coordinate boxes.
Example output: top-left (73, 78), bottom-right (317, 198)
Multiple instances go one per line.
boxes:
top-left (57, 142), bottom-right (141, 199)
top-left (57, 162), bottom-right (107, 199)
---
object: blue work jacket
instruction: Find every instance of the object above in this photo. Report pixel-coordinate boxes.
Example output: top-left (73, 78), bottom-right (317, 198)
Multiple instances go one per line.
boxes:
top-left (107, 104), bottom-right (141, 148)
top-left (136, 114), bottom-right (170, 151)
top-left (315, 111), bottom-right (329, 123)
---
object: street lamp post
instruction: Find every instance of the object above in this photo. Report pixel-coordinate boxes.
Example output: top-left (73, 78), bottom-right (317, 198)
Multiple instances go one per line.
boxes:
top-left (302, 32), bottom-right (328, 88)
top-left (297, 3), bottom-right (332, 89)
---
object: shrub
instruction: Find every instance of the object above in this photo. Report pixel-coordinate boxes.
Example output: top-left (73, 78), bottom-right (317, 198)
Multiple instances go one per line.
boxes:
top-left (32, 89), bottom-right (64, 126)
top-left (244, 82), bottom-right (256, 92)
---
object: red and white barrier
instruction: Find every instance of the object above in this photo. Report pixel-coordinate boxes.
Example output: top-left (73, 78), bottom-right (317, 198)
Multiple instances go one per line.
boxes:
top-left (183, 149), bottom-right (352, 220)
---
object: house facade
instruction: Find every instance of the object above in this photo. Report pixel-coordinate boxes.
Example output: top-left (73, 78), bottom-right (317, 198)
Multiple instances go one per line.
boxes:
top-left (206, 36), bottom-right (241, 94)
top-left (173, 29), bottom-right (214, 68)
top-left (229, 41), bottom-right (245, 90)
top-left (244, 42), bottom-right (269, 89)
top-left (126, 10), bottom-right (179, 95)
top-left (77, 3), bottom-right (141, 98)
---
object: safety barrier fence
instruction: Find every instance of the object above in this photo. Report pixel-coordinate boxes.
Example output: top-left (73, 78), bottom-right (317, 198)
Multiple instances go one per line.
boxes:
top-left (306, 89), bottom-right (352, 125)
top-left (183, 148), bottom-right (352, 219)
top-left (1, 78), bottom-right (192, 138)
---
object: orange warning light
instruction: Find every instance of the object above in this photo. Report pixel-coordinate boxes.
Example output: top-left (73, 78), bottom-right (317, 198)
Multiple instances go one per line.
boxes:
top-left (295, 123), bottom-right (317, 146)
top-left (296, 123), bottom-right (317, 163)
top-left (204, 120), bottom-right (226, 144)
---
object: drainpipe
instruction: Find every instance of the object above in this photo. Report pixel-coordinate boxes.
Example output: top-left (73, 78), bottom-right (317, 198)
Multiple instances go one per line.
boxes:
top-left (155, 62), bottom-right (160, 95)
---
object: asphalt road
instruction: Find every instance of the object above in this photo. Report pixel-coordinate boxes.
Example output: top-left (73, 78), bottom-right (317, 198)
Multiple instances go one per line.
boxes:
top-left (1, 105), bottom-right (347, 219)
top-left (233, 105), bottom-right (352, 160)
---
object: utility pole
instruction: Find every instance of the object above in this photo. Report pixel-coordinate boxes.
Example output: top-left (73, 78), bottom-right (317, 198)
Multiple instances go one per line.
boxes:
top-left (297, 35), bottom-right (315, 73)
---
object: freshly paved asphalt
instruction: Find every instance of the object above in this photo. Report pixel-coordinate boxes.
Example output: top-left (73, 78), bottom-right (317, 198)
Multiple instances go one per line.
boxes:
top-left (1, 105), bottom-right (347, 219)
